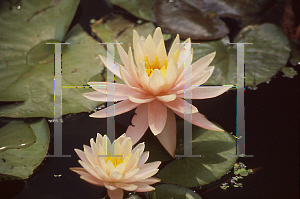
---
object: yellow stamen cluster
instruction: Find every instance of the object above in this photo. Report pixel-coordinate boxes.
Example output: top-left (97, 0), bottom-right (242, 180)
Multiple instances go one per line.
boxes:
top-left (145, 56), bottom-right (168, 78)
top-left (105, 151), bottom-right (126, 167)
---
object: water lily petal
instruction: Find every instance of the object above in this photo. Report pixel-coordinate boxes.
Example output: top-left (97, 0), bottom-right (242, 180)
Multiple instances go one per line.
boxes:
top-left (120, 137), bottom-right (133, 157)
top-left (128, 93), bottom-right (155, 104)
top-left (175, 52), bottom-right (216, 86)
top-left (168, 34), bottom-right (180, 62)
top-left (125, 149), bottom-right (140, 173)
top-left (95, 165), bottom-right (110, 181)
top-left (74, 149), bottom-right (88, 163)
top-left (139, 177), bottom-right (161, 185)
top-left (177, 86), bottom-right (231, 99)
top-left (78, 160), bottom-right (100, 180)
top-left (110, 170), bottom-right (123, 182)
top-left (153, 27), bottom-right (164, 47)
top-left (134, 183), bottom-right (155, 192)
top-left (120, 65), bottom-right (146, 93)
top-left (163, 57), bottom-right (178, 92)
top-left (156, 108), bottom-right (177, 157)
top-left (137, 151), bottom-right (149, 167)
top-left (123, 168), bottom-right (159, 183)
top-left (88, 82), bottom-right (141, 96)
top-left (156, 39), bottom-right (167, 64)
top-left (131, 143), bottom-right (145, 155)
top-left (116, 43), bottom-right (130, 71)
top-left (83, 91), bottom-right (128, 101)
top-left (122, 168), bottom-right (140, 181)
top-left (128, 47), bottom-right (140, 84)
top-left (143, 35), bottom-right (156, 62)
top-left (177, 38), bottom-right (191, 76)
top-left (115, 182), bottom-right (138, 191)
top-left (89, 99), bottom-right (140, 118)
top-left (156, 94), bottom-right (176, 103)
top-left (137, 59), bottom-right (150, 91)
top-left (174, 110), bottom-right (224, 131)
top-left (126, 104), bottom-right (149, 144)
top-left (70, 168), bottom-right (105, 186)
top-left (104, 182), bottom-right (118, 190)
top-left (164, 98), bottom-right (198, 114)
top-left (134, 43), bottom-right (144, 67)
top-left (107, 188), bottom-right (124, 199)
top-left (148, 100), bottom-right (167, 135)
top-left (148, 69), bottom-right (165, 95)
top-left (99, 55), bottom-right (122, 79)
top-left (133, 30), bottom-right (144, 52)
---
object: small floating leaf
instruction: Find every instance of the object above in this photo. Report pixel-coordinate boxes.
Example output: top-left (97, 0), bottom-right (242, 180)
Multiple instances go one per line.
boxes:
top-left (0, 119), bottom-right (50, 179)
top-left (0, 121), bottom-right (36, 152)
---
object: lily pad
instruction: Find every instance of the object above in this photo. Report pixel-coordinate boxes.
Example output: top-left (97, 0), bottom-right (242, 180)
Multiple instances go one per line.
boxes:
top-left (156, 121), bottom-right (237, 187)
top-left (150, 184), bottom-right (202, 199)
top-left (192, 23), bottom-right (290, 88)
top-left (242, 0), bottom-right (285, 27)
top-left (91, 14), bottom-right (155, 65)
top-left (0, 23), bottom-right (107, 118)
top-left (0, 119), bottom-right (50, 179)
top-left (152, 0), bottom-right (229, 40)
top-left (0, 0), bottom-right (108, 118)
top-left (0, 121), bottom-right (36, 152)
top-left (108, 0), bottom-right (156, 21)
top-left (281, 67), bottom-right (298, 78)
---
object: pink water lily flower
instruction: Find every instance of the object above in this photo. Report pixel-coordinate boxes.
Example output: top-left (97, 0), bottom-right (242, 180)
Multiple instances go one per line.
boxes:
top-left (70, 133), bottom-right (161, 199)
top-left (83, 27), bottom-right (231, 157)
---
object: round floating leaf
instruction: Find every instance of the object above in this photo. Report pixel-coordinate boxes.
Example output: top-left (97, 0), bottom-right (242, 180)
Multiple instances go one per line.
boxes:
top-left (150, 184), bottom-right (202, 199)
top-left (281, 67), bottom-right (298, 78)
top-left (152, 0), bottom-right (229, 40)
top-left (0, 119), bottom-right (50, 179)
top-left (108, 0), bottom-right (156, 21)
top-left (0, 23), bottom-right (107, 118)
top-left (157, 121), bottom-right (237, 187)
top-left (91, 14), bottom-right (155, 65)
top-left (0, 121), bottom-right (36, 152)
top-left (192, 23), bottom-right (290, 88)
top-left (289, 41), bottom-right (300, 66)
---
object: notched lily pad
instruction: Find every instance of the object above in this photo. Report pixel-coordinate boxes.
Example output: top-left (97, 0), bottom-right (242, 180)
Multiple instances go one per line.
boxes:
top-left (192, 23), bottom-right (290, 88)
top-left (152, 0), bottom-right (229, 40)
top-left (0, 119), bottom-right (50, 179)
top-left (108, 0), bottom-right (156, 21)
top-left (157, 121), bottom-right (237, 187)
top-left (150, 184), bottom-right (202, 199)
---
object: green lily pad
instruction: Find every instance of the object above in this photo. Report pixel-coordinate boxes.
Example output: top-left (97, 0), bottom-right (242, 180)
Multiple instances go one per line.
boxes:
top-left (0, 121), bottom-right (36, 152)
top-left (242, 0), bottom-right (285, 27)
top-left (150, 184), bottom-right (202, 199)
top-left (289, 41), bottom-right (300, 66)
top-left (157, 121), bottom-right (237, 187)
top-left (0, 119), bottom-right (50, 179)
top-left (0, 0), bottom-right (108, 118)
top-left (91, 14), bottom-right (155, 65)
top-left (108, 0), bottom-right (155, 21)
top-left (281, 67), bottom-right (298, 78)
top-left (0, 23), bottom-right (107, 118)
top-left (126, 194), bottom-right (143, 199)
top-left (192, 23), bottom-right (290, 88)
top-left (152, 0), bottom-right (229, 40)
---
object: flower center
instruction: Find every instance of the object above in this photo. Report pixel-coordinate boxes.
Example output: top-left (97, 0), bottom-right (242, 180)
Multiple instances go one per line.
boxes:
top-left (105, 151), bottom-right (124, 167)
top-left (145, 55), bottom-right (168, 78)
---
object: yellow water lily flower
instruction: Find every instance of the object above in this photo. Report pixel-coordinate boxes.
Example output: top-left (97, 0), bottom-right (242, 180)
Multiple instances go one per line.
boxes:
top-left (70, 133), bottom-right (161, 199)
top-left (83, 27), bottom-right (231, 157)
